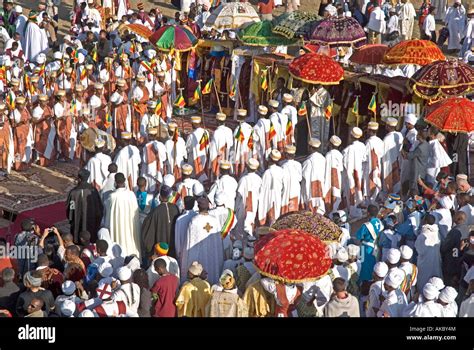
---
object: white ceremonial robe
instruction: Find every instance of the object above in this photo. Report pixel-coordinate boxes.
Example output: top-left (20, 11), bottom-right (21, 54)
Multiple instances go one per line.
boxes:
top-left (176, 178), bottom-right (200, 198)
top-left (324, 149), bottom-right (343, 214)
top-left (399, 262), bottom-right (418, 302)
top-left (309, 87), bottom-right (331, 153)
top-left (235, 172), bottom-right (262, 236)
top-left (209, 206), bottom-right (238, 258)
top-left (209, 125), bottom-right (234, 180)
top-left (382, 131), bottom-right (404, 194)
top-left (113, 282), bottom-right (141, 316)
top-left (23, 21), bottom-right (49, 63)
top-left (281, 159), bottom-right (302, 215)
top-left (445, 5), bottom-right (466, 51)
top-left (414, 224), bottom-right (443, 290)
top-left (175, 209), bottom-right (198, 265)
top-left (367, 280), bottom-right (385, 317)
top-left (302, 151), bottom-right (327, 214)
top-left (377, 289), bottom-right (407, 317)
top-left (231, 122), bottom-right (254, 178)
top-left (86, 152), bottom-right (112, 190)
top-left (426, 139), bottom-right (452, 185)
top-left (343, 141), bottom-right (367, 219)
top-left (253, 118), bottom-right (272, 170)
top-left (180, 213), bottom-right (224, 285)
top-left (269, 111), bottom-right (287, 150)
top-left (406, 300), bottom-right (444, 317)
top-left (139, 113), bottom-right (162, 141)
top-left (459, 294), bottom-right (474, 317)
top-left (301, 275), bottom-right (333, 316)
top-left (364, 135), bottom-right (384, 203)
top-left (141, 140), bottom-right (167, 193)
top-left (281, 105), bottom-right (298, 144)
top-left (186, 127), bottom-right (210, 182)
top-left (104, 187), bottom-right (141, 257)
top-left (100, 173), bottom-right (116, 203)
top-left (441, 302), bottom-right (458, 317)
top-left (257, 164), bottom-right (284, 226)
top-left (208, 174), bottom-right (238, 210)
top-left (114, 145), bottom-right (141, 191)
top-left (399, 2), bottom-right (416, 40)
top-left (165, 135), bottom-right (187, 177)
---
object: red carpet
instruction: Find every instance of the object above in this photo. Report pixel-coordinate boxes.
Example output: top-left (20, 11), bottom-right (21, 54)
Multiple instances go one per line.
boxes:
top-left (0, 201), bottom-right (66, 243)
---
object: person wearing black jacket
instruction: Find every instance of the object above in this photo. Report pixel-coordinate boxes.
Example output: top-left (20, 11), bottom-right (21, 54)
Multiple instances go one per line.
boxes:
top-left (440, 211), bottom-right (466, 288)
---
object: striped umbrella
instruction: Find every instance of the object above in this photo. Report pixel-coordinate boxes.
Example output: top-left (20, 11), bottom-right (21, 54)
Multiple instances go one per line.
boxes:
top-left (149, 25), bottom-right (198, 52)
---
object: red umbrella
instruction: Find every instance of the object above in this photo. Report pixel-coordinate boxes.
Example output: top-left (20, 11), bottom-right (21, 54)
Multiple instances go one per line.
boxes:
top-left (383, 39), bottom-right (445, 66)
top-left (411, 59), bottom-right (474, 100)
top-left (254, 229), bottom-right (332, 283)
top-left (289, 53), bottom-right (344, 85)
top-left (350, 44), bottom-right (389, 65)
top-left (424, 97), bottom-right (474, 133)
top-left (303, 43), bottom-right (337, 58)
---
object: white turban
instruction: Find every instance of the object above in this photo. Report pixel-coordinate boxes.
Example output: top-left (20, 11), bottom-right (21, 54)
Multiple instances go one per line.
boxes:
top-left (384, 268), bottom-right (405, 289)
top-left (117, 266), bottom-right (132, 281)
top-left (61, 280), bottom-right (76, 295)
top-left (438, 286), bottom-right (457, 304)
top-left (423, 283), bottom-right (440, 300)
top-left (215, 191), bottom-right (227, 206)
top-left (336, 248), bottom-right (349, 263)
top-left (399, 245), bottom-right (413, 260)
top-left (193, 182), bottom-right (205, 196)
top-left (98, 262), bottom-right (113, 278)
top-left (347, 244), bottom-right (360, 258)
top-left (428, 277), bottom-right (445, 291)
top-left (405, 113), bottom-right (418, 126)
top-left (386, 248), bottom-right (401, 265)
top-left (374, 262), bottom-right (389, 278)
top-left (60, 300), bottom-right (76, 317)
top-left (89, 95), bottom-right (102, 109)
top-left (163, 174), bottom-right (175, 188)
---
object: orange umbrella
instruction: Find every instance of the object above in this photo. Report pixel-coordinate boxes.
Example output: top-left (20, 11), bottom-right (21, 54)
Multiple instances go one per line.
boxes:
top-left (350, 44), bottom-right (388, 65)
top-left (383, 40), bottom-right (445, 66)
top-left (424, 97), bottom-right (474, 133)
top-left (118, 23), bottom-right (153, 39)
top-left (289, 53), bottom-right (344, 85)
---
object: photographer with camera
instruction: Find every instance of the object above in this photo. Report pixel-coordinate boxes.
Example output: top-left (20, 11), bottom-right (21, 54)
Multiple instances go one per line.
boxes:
top-left (13, 219), bottom-right (42, 278)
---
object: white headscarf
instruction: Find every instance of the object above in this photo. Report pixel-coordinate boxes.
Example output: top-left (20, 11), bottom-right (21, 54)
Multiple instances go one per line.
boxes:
top-left (97, 227), bottom-right (124, 259)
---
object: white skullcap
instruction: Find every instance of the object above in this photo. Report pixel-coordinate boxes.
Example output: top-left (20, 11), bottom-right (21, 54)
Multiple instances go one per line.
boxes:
top-left (283, 93), bottom-right (293, 103)
top-left (368, 121), bottom-right (379, 130)
top-left (61, 280), bottom-right (76, 295)
top-left (163, 174), bottom-right (175, 188)
top-left (347, 244), bottom-right (360, 257)
top-left (268, 99), bottom-right (279, 108)
top-left (439, 286), bottom-right (458, 304)
top-left (117, 266), bottom-right (132, 281)
top-left (404, 113), bottom-right (418, 126)
top-left (98, 262), bottom-right (113, 278)
top-left (60, 300), bottom-right (76, 317)
top-left (428, 277), bottom-right (445, 291)
top-left (270, 149), bottom-right (281, 161)
top-left (232, 248), bottom-right (242, 260)
top-left (78, 309), bottom-right (95, 317)
top-left (308, 138), bottom-right (321, 148)
top-left (63, 35), bottom-right (72, 42)
top-left (181, 163), bottom-right (193, 175)
top-left (386, 248), bottom-right (401, 265)
top-left (219, 160), bottom-right (231, 170)
top-left (423, 283), bottom-right (440, 300)
top-left (336, 248), bottom-right (349, 263)
top-left (193, 182), bottom-right (205, 196)
top-left (384, 268), bottom-right (405, 289)
top-left (351, 127), bottom-right (363, 139)
top-left (237, 109), bottom-right (247, 117)
top-left (329, 135), bottom-right (342, 147)
top-left (214, 191), bottom-right (227, 206)
top-left (399, 245), bottom-right (413, 260)
top-left (14, 5), bottom-right (22, 13)
top-left (247, 158), bottom-right (259, 170)
top-left (386, 117), bottom-right (398, 127)
top-left (243, 247), bottom-right (254, 260)
top-left (258, 105), bottom-right (268, 115)
top-left (374, 262), bottom-right (389, 278)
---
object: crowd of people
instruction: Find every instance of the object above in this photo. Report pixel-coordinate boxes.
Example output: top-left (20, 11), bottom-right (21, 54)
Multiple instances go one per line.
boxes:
top-left (0, 0), bottom-right (473, 318)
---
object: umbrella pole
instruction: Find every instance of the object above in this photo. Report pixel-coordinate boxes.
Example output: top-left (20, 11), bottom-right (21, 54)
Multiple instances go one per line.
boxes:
top-left (197, 79), bottom-right (206, 129)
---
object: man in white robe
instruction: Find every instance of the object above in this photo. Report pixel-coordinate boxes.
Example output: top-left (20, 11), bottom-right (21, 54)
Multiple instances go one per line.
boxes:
top-left (100, 164), bottom-right (118, 203)
top-left (209, 191), bottom-right (238, 259)
top-left (208, 160), bottom-right (238, 210)
top-left (185, 116), bottom-right (209, 182)
top-left (445, 0), bottom-right (466, 51)
top-left (366, 262), bottom-right (389, 317)
top-left (165, 122), bottom-right (187, 182)
top-left (257, 149), bottom-right (284, 226)
top-left (400, 113), bottom-right (418, 195)
top-left (309, 86), bottom-right (331, 153)
top-left (113, 132), bottom-right (141, 191)
top-left (342, 127), bottom-right (367, 219)
top-left (280, 145), bottom-right (302, 215)
top-left (377, 268), bottom-right (408, 317)
top-left (302, 138), bottom-right (327, 215)
top-left (175, 163), bottom-right (200, 201)
top-left (399, 0), bottom-right (417, 40)
top-left (253, 106), bottom-right (272, 172)
top-left (104, 172), bottom-right (141, 257)
top-left (268, 99), bottom-right (286, 151)
top-left (209, 113), bottom-right (233, 181)
top-left (281, 94), bottom-right (298, 146)
top-left (405, 283), bottom-right (443, 317)
top-left (139, 102), bottom-right (162, 143)
top-left (232, 109), bottom-right (254, 178)
top-left (140, 128), bottom-right (167, 193)
top-left (324, 136), bottom-right (343, 214)
top-left (175, 196), bottom-right (198, 266)
top-left (117, 0), bottom-right (130, 20)
top-left (85, 139), bottom-right (112, 191)
top-left (235, 159), bottom-right (262, 236)
top-left (180, 197), bottom-right (224, 285)
top-left (382, 117), bottom-right (404, 195)
top-left (364, 122), bottom-right (384, 204)
top-left (23, 15), bottom-right (49, 63)
top-left (426, 129), bottom-right (452, 186)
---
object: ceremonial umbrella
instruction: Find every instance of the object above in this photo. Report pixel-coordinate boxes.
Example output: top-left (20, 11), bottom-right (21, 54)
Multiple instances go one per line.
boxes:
top-left (237, 20), bottom-right (300, 47)
top-left (424, 97), bottom-right (474, 133)
top-left (149, 25), bottom-right (198, 52)
top-left (205, 2), bottom-right (260, 31)
top-left (310, 16), bottom-right (367, 48)
top-left (289, 53), bottom-right (344, 85)
top-left (254, 229), bottom-right (332, 283)
top-left (118, 23), bottom-right (153, 39)
top-left (382, 39), bottom-right (445, 66)
top-left (349, 44), bottom-right (389, 65)
top-left (271, 211), bottom-right (343, 243)
top-left (303, 43), bottom-right (337, 58)
top-left (410, 59), bottom-right (474, 100)
top-left (272, 11), bottom-right (322, 39)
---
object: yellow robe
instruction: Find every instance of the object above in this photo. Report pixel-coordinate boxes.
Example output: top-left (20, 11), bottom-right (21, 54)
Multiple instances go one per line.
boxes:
top-left (243, 279), bottom-right (276, 317)
top-left (175, 278), bottom-right (211, 317)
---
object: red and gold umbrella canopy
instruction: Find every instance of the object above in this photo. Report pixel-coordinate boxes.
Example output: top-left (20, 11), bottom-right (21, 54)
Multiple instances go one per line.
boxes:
top-left (383, 39), bottom-right (445, 66)
top-left (410, 59), bottom-right (474, 100)
top-left (350, 44), bottom-right (388, 65)
top-left (254, 229), bottom-right (332, 283)
top-left (424, 97), bottom-right (474, 133)
top-left (119, 23), bottom-right (153, 39)
top-left (289, 53), bottom-right (344, 85)
top-left (303, 43), bottom-right (337, 58)
top-left (149, 25), bottom-right (198, 52)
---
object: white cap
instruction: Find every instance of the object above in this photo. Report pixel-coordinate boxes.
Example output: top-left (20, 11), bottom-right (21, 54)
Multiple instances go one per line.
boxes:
top-left (136, 75), bottom-right (146, 82)
top-left (117, 266), bottom-right (132, 281)
top-left (367, 121), bottom-right (379, 130)
top-left (121, 131), bottom-right (132, 140)
top-left (98, 262), bottom-right (113, 278)
top-left (374, 261), bottom-right (389, 278)
top-left (163, 174), bottom-right (175, 187)
top-left (94, 82), bottom-right (104, 89)
top-left (147, 100), bottom-right (157, 108)
top-left (386, 248), bottom-right (401, 265)
top-left (336, 248), bottom-right (348, 263)
top-left (219, 160), bottom-right (231, 170)
top-left (216, 112), bottom-right (226, 121)
top-left (384, 268), bottom-right (405, 289)
top-left (439, 286), bottom-right (458, 304)
top-left (329, 135), bottom-right (341, 147)
top-left (181, 163), bottom-right (193, 175)
top-left (60, 300), bottom-right (76, 317)
top-left (423, 283), bottom-right (440, 300)
top-left (63, 35), bottom-right (72, 42)
top-left (193, 182), bottom-right (205, 196)
top-left (309, 138), bottom-right (321, 148)
top-left (268, 99), bottom-right (279, 108)
top-left (270, 149), bottom-right (281, 162)
top-left (428, 277), bottom-right (445, 291)
top-left (386, 117), bottom-right (398, 127)
top-left (214, 191), bottom-right (227, 206)
top-left (399, 245), bottom-right (413, 260)
top-left (247, 158), bottom-right (259, 170)
top-left (351, 127), bottom-right (363, 139)
top-left (347, 244), bottom-right (360, 257)
top-left (283, 93), bottom-right (293, 103)
top-left (14, 5), bottom-right (22, 13)
top-left (61, 280), bottom-right (76, 295)
top-left (258, 105), bottom-right (268, 115)
top-left (188, 261), bottom-right (203, 276)
top-left (405, 113), bottom-right (418, 126)
top-left (191, 116), bottom-right (201, 124)
top-left (237, 109), bottom-right (247, 117)
top-left (284, 144), bottom-right (296, 155)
